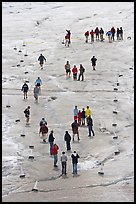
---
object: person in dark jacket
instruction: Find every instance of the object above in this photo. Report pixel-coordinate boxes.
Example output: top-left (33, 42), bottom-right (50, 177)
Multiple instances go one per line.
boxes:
top-left (38, 54), bottom-right (46, 69)
top-left (78, 64), bottom-right (85, 81)
top-left (99, 27), bottom-right (104, 41)
top-left (48, 130), bottom-right (55, 155)
top-left (21, 82), bottom-right (29, 99)
top-left (64, 131), bottom-right (71, 151)
top-left (95, 27), bottom-right (100, 40)
top-left (111, 27), bottom-right (116, 41)
top-left (24, 106), bottom-right (30, 125)
top-left (116, 28), bottom-right (120, 40)
top-left (39, 123), bottom-right (48, 143)
top-left (71, 121), bottom-right (80, 141)
top-left (87, 116), bottom-right (95, 137)
top-left (119, 27), bottom-right (123, 40)
top-left (71, 151), bottom-right (80, 175)
top-left (81, 108), bottom-right (86, 126)
top-left (91, 56), bottom-right (97, 70)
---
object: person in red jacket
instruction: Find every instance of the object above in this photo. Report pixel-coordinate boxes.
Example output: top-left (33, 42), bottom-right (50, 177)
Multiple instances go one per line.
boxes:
top-left (72, 65), bottom-right (78, 80)
top-left (65, 34), bottom-right (70, 47)
top-left (84, 31), bottom-right (89, 43)
top-left (52, 143), bottom-right (59, 167)
top-left (78, 110), bottom-right (82, 126)
top-left (90, 30), bottom-right (95, 43)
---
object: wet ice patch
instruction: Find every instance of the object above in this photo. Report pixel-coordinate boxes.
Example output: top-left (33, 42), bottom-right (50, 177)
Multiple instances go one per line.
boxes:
top-left (78, 160), bottom-right (98, 171)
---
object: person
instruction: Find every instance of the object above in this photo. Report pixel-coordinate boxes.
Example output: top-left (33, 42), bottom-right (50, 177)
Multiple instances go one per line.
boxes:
top-left (71, 120), bottom-right (80, 141)
top-left (111, 27), bottom-right (116, 41)
top-left (35, 77), bottom-right (42, 94)
top-left (65, 61), bottom-right (71, 77)
top-left (81, 108), bottom-right (86, 126)
top-left (52, 143), bottom-right (59, 167)
top-left (119, 27), bottom-right (123, 40)
top-left (38, 54), bottom-right (46, 69)
top-left (66, 29), bottom-right (71, 44)
top-left (21, 81), bottom-right (29, 99)
top-left (71, 151), bottom-right (80, 175)
top-left (39, 118), bottom-right (47, 127)
top-left (48, 130), bottom-right (55, 155)
top-left (85, 106), bottom-right (92, 124)
top-left (95, 27), bottom-right (100, 40)
top-left (73, 105), bottom-right (78, 122)
top-left (33, 85), bottom-right (40, 101)
top-left (39, 122), bottom-right (48, 143)
top-left (65, 33), bottom-right (70, 47)
top-left (90, 29), bottom-right (95, 43)
top-left (78, 110), bottom-right (82, 126)
top-left (64, 131), bottom-right (71, 151)
top-left (72, 65), bottom-right (78, 80)
top-left (78, 64), bottom-right (85, 81)
top-left (84, 31), bottom-right (89, 43)
top-left (60, 151), bottom-right (67, 175)
top-left (91, 56), bottom-right (97, 70)
top-left (87, 116), bottom-right (95, 137)
top-left (106, 31), bottom-right (112, 43)
top-left (24, 106), bottom-right (30, 125)
top-left (99, 27), bottom-right (104, 41)
top-left (116, 28), bottom-right (120, 40)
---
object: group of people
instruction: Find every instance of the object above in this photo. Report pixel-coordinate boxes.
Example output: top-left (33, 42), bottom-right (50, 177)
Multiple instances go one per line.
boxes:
top-left (72, 105), bottom-right (95, 140)
top-left (64, 56), bottom-right (97, 81)
top-left (21, 28), bottom-right (99, 178)
top-left (37, 117), bottom-right (80, 175)
top-left (21, 77), bottom-right (42, 102)
top-left (84, 26), bottom-right (123, 43)
top-left (65, 61), bottom-right (85, 80)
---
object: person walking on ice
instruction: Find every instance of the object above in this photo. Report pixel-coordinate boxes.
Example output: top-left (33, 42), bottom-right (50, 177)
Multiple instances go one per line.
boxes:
top-left (84, 31), bottom-right (89, 43)
top-left (38, 53), bottom-right (46, 69)
top-left (81, 108), bottom-right (86, 126)
top-left (52, 143), bottom-right (59, 167)
top-left (78, 64), bottom-right (85, 81)
top-left (21, 81), bottom-right (29, 100)
top-left (87, 116), bottom-right (95, 137)
top-left (85, 106), bottom-right (92, 123)
top-left (39, 122), bottom-right (48, 143)
top-left (48, 130), bottom-right (55, 155)
top-left (60, 151), bottom-right (68, 176)
top-left (71, 151), bottom-right (80, 175)
top-left (65, 61), bottom-right (71, 77)
top-left (72, 65), bottom-right (78, 80)
top-left (24, 106), bottom-right (30, 125)
top-left (35, 77), bottom-right (42, 94)
top-left (71, 120), bottom-right (80, 141)
top-left (64, 131), bottom-right (71, 151)
top-left (91, 56), bottom-right (97, 70)
top-left (33, 85), bottom-right (40, 102)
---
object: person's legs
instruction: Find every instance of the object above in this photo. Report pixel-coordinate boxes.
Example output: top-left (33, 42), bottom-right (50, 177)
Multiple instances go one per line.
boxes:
top-left (50, 142), bottom-right (53, 155)
top-left (73, 163), bottom-right (77, 174)
top-left (62, 162), bottom-right (65, 174)
top-left (67, 142), bottom-right (70, 150)
top-left (88, 125), bottom-right (91, 136)
top-left (91, 126), bottom-right (95, 136)
top-left (64, 162), bottom-right (67, 174)
top-left (81, 74), bottom-right (84, 81)
top-left (54, 154), bottom-right (58, 167)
